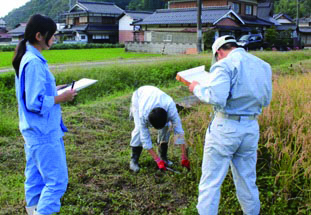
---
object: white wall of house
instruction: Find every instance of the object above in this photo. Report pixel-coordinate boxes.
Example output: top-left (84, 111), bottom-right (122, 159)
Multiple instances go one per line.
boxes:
top-left (76, 32), bottom-right (88, 42)
top-left (277, 18), bottom-right (293, 24)
top-left (119, 15), bottom-right (134, 31)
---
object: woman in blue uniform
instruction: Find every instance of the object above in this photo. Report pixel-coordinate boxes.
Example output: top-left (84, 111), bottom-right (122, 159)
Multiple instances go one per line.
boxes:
top-left (13, 14), bottom-right (77, 215)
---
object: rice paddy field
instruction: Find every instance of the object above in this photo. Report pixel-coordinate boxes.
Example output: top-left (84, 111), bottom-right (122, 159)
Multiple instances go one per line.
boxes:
top-left (1, 49), bottom-right (311, 214)
top-left (0, 48), bottom-right (160, 68)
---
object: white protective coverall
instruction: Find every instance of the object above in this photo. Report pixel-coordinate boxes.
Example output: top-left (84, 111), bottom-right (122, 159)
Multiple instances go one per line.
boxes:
top-left (130, 86), bottom-right (185, 150)
top-left (194, 48), bottom-right (272, 215)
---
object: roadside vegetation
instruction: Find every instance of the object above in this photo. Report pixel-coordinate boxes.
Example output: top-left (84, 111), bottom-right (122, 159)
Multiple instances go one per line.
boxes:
top-left (1, 50), bottom-right (311, 214)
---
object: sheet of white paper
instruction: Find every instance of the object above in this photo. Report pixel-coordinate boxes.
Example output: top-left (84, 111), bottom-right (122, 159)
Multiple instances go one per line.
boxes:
top-left (57, 78), bottom-right (98, 95)
top-left (177, 66), bottom-right (210, 85)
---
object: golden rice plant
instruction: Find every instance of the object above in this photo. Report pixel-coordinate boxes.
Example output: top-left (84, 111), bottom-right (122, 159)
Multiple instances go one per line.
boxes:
top-left (260, 73), bottom-right (311, 205)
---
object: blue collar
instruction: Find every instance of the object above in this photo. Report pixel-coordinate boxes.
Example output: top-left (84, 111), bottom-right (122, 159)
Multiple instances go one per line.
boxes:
top-left (26, 44), bottom-right (47, 63)
top-left (228, 47), bottom-right (246, 57)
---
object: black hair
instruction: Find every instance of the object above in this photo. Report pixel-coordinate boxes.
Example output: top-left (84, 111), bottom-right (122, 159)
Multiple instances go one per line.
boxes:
top-left (148, 107), bottom-right (168, 130)
top-left (219, 42), bottom-right (238, 51)
top-left (12, 14), bottom-right (57, 77)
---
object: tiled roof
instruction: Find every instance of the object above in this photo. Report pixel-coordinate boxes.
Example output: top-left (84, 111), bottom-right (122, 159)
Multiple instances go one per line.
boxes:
top-left (258, 2), bottom-right (279, 25)
top-left (73, 1), bottom-right (124, 15)
top-left (124, 11), bottom-right (153, 21)
top-left (298, 17), bottom-right (311, 23)
top-left (242, 17), bottom-right (273, 26)
top-left (299, 27), bottom-right (311, 33)
top-left (135, 6), bottom-right (231, 25)
top-left (273, 13), bottom-right (294, 22)
top-left (276, 24), bottom-right (296, 31)
top-left (60, 24), bottom-right (118, 33)
top-left (8, 25), bottom-right (26, 35)
top-left (61, 24), bottom-right (88, 32)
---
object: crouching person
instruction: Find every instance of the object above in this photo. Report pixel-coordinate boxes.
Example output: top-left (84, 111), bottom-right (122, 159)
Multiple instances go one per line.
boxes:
top-left (129, 86), bottom-right (190, 172)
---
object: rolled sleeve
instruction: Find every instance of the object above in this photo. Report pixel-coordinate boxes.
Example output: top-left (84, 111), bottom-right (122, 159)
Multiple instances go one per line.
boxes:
top-left (24, 60), bottom-right (55, 115)
top-left (193, 64), bottom-right (231, 107)
top-left (140, 119), bottom-right (153, 150)
top-left (167, 102), bottom-right (185, 145)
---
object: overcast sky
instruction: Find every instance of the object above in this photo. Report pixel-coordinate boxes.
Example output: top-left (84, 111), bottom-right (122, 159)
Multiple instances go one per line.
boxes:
top-left (0, 0), bottom-right (31, 18)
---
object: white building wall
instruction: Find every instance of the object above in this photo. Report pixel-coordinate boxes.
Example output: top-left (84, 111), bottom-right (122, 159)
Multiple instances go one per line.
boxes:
top-left (119, 15), bottom-right (134, 31)
top-left (277, 18), bottom-right (293, 24)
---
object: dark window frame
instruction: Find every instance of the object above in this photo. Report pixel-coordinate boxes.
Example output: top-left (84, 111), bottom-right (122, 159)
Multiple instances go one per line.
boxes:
top-left (245, 4), bottom-right (253, 16)
top-left (232, 2), bottom-right (241, 14)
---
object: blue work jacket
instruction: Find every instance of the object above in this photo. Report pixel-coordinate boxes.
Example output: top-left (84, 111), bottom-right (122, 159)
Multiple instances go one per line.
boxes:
top-left (194, 48), bottom-right (272, 116)
top-left (15, 45), bottom-right (67, 145)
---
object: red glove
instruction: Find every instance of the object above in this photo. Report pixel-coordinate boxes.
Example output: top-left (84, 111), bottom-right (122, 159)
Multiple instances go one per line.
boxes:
top-left (157, 160), bottom-right (167, 171)
top-left (181, 159), bottom-right (190, 170)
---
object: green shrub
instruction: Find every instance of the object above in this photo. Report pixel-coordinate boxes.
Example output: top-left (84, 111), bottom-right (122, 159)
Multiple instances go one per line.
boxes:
top-left (203, 29), bottom-right (217, 50)
top-left (265, 27), bottom-right (279, 47)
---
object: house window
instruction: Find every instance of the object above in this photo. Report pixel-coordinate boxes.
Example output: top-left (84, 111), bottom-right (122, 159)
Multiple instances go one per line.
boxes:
top-left (89, 16), bottom-right (102, 23)
top-left (232, 3), bottom-right (240, 14)
top-left (68, 18), bottom-right (74, 25)
top-left (164, 34), bottom-right (172, 42)
top-left (245, 5), bottom-right (253, 15)
top-left (79, 17), bottom-right (87, 23)
top-left (81, 35), bottom-right (86, 40)
top-left (93, 34), bottom-right (109, 39)
top-left (102, 18), bottom-right (115, 24)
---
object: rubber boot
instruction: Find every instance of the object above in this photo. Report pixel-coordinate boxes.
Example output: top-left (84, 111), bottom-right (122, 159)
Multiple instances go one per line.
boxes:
top-left (158, 142), bottom-right (173, 166)
top-left (130, 146), bottom-right (143, 172)
top-left (26, 206), bottom-right (37, 215)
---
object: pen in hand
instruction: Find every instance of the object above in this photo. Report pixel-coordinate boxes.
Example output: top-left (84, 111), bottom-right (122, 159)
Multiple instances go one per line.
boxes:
top-left (71, 80), bottom-right (75, 90)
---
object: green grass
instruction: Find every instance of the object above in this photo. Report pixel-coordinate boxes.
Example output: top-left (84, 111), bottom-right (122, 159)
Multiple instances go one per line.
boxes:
top-left (0, 48), bottom-right (160, 68)
top-left (1, 52), bottom-right (311, 214)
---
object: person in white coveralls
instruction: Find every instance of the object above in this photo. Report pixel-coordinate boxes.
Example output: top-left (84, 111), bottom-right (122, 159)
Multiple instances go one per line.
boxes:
top-left (189, 35), bottom-right (272, 215)
top-left (129, 86), bottom-right (190, 172)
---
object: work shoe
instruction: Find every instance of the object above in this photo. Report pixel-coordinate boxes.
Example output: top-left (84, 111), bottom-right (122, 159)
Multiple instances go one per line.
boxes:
top-left (130, 146), bottom-right (143, 172)
top-left (158, 142), bottom-right (173, 166)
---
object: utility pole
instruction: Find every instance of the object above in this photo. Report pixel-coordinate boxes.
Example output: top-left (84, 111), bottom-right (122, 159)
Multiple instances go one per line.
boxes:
top-left (197, 0), bottom-right (203, 53)
top-left (69, 0), bottom-right (72, 9)
top-left (296, 0), bottom-right (300, 48)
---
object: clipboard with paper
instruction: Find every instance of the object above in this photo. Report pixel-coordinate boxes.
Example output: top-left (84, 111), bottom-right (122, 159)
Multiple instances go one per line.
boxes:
top-left (176, 65), bottom-right (210, 86)
top-left (57, 78), bottom-right (98, 95)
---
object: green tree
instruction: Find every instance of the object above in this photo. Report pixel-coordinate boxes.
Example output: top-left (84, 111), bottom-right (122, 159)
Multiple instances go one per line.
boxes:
top-left (264, 26), bottom-right (279, 48)
top-left (203, 28), bottom-right (217, 50)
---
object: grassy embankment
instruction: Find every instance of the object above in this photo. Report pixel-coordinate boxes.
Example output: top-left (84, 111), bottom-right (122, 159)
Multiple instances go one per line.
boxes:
top-left (1, 50), bottom-right (311, 214)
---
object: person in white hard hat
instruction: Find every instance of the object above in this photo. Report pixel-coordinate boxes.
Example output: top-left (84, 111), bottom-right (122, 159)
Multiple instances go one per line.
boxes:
top-left (189, 35), bottom-right (272, 215)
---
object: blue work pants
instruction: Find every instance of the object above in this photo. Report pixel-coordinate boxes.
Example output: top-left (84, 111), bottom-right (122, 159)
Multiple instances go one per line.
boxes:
top-left (197, 116), bottom-right (260, 215)
top-left (24, 137), bottom-right (68, 215)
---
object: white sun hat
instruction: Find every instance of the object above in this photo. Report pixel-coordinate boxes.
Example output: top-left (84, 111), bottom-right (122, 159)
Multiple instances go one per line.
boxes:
top-left (211, 35), bottom-right (237, 65)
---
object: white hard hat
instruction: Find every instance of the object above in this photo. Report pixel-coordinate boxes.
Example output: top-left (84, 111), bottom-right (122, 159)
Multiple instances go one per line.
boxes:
top-left (212, 35), bottom-right (237, 65)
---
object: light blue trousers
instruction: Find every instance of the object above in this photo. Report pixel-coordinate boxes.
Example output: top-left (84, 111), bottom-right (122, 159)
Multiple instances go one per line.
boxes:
top-left (24, 137), bottom-right (68, 215)
top-left (197, 116), bottom-right (260, 215)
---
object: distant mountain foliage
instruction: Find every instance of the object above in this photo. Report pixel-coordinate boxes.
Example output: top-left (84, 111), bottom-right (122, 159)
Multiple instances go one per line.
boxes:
top-left (8, 0), bottom-right (310, 30)
top-left (3, 0), bottom-right (166, 29)
top-left (274, 0), bottom-right (311, 19)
